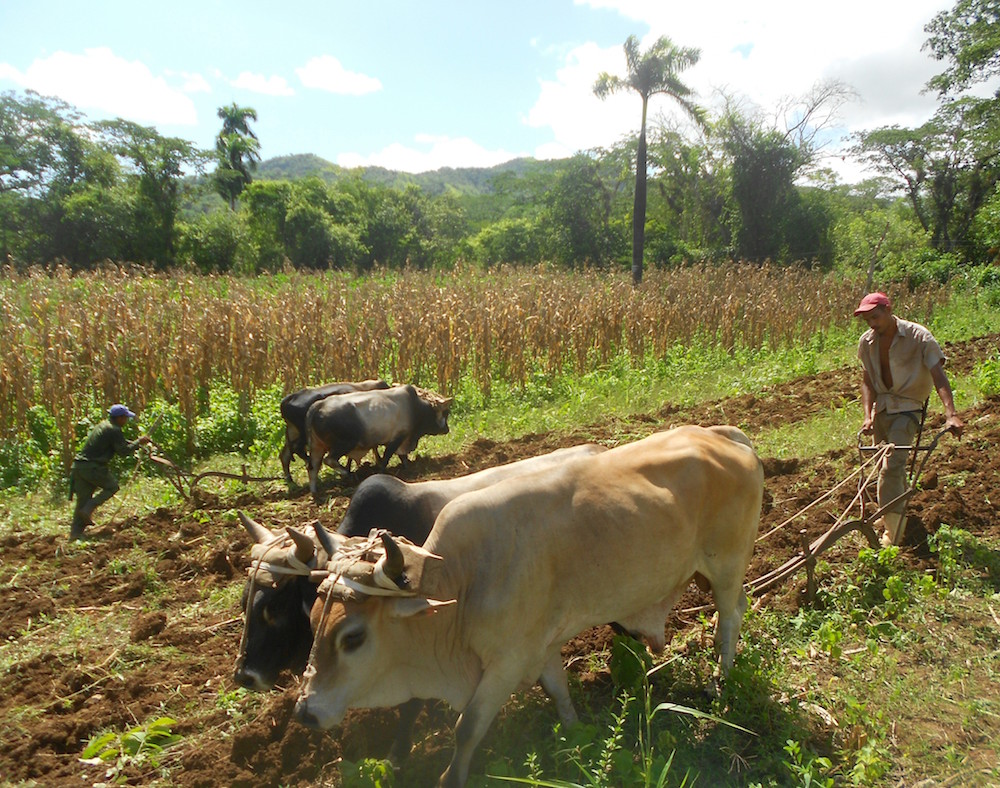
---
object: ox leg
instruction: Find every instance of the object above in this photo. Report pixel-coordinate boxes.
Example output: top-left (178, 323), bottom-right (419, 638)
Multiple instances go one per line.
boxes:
top-left (308, 439), bottom-right (328, 497)
top-left (538, 649), bottom-right (578, 726)
top-left (279, 439), bottom-right (294, 485)
top-left (711, 577), bottom-right (748, 678)
top-left (440, 671), bottom-right (518, 788)
top-left (379, 438), bottom-right (404, 471)
top-left (387, 698), bottom-right (423, 763)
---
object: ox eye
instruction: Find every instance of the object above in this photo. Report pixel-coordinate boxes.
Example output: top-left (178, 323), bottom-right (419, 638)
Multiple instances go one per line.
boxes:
top-left (340, 629), bottom-right (366, 653)
top-left (262, 607), bottom-right (281, 627)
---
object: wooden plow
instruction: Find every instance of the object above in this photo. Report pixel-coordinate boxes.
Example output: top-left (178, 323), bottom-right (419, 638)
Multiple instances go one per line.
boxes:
top-left (746, 426), bottom-right (952, 602)
top-left (144, 444), bottom-right (285, 500)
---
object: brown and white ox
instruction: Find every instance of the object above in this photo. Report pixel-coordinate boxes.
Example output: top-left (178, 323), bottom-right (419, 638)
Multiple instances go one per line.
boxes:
top-left (294, 425), bottom-right (765, 787)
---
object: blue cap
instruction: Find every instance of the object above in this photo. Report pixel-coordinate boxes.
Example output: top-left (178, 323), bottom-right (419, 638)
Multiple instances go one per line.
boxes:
top-left (109, 404), bottom-right (136, 419)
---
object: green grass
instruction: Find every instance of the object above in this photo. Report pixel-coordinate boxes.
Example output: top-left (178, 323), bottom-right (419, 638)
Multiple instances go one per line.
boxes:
top-left (441, 331), bottom-right (861, 455)
top-left (467, 530), bottom-right (1000, 787)
top-left (754, 403), bottom-right (860, 459)
top-left (198, 582), bottom-right (245, 616)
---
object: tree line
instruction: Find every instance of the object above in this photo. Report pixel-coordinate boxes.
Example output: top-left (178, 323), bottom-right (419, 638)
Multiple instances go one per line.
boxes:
top-left (1, 0), bottom-right (998, 281)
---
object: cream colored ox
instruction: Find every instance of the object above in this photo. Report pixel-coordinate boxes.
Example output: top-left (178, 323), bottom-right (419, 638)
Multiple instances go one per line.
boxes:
top-left (294, 425), bottom-right (764, 788)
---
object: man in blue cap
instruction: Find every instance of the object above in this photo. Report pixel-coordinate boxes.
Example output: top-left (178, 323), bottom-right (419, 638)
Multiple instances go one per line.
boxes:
top-left (69, 404), bottom-right (151, 540)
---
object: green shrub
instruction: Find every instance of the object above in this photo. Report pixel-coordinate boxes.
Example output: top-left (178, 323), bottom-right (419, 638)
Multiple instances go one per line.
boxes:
top-left (196, 383), bottom-right (256, 457)
top-left (782, 739), bottom-right (834, 788)
top-left (26, 405), bottom-right (59, 455)
top-left (880, 250), bottom-right (963, 289)
top-left (142, 399), bottom-right (191, 467)
top-left (0, 438), bottom-right (52, 490)
top-left (970, 183), bottom-right (1000, 262)
top-left (928, 524), bottom-right (1000, 592)
top-left (0, 405), bottom-right (62, 490)
top-left (178, 210), bottom-right (251, 273)
top-left (470, 217), bottom-right (545, 267)
top-left (340, 757), bottom-right (395, 787)
top-left (80, 716), bottom-right (182, 783)
top-left (974, 355), bottom-right (1000, 397)
top-left (249, 383), bottom-right (287, 459)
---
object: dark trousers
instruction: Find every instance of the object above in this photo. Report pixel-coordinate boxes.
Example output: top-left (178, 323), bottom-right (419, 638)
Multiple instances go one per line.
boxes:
top-left (71, 461), bottom-right (119, 531)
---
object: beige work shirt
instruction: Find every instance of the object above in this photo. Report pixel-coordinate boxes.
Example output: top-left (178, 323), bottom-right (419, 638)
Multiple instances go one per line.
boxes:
top-left (857, 317), bottom-right (946, 414)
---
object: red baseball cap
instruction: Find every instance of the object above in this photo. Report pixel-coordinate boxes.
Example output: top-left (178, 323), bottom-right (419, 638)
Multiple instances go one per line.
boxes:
top-left (853, 292), bottom-right (891, 316)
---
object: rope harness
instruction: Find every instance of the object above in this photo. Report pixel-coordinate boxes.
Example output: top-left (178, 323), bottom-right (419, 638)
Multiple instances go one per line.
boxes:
top-left (301, 530), bottom-right (400, 681)
top-left (756, 442), bottom-right (892, 543)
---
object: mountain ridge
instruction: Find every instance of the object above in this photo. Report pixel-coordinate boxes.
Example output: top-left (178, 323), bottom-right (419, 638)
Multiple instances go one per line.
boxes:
top-left (255, 153), bottom-right (556, 196)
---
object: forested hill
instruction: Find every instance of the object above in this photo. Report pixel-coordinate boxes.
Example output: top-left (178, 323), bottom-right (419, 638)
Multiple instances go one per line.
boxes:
top-left (255, 153), bottom-right (552, 196)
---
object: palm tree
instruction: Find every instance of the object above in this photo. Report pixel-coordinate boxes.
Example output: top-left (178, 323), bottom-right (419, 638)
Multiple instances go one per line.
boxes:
top-left (214, 103), bottom-right (261, 210)
top-left (594, 35), bottom-right (704, 285)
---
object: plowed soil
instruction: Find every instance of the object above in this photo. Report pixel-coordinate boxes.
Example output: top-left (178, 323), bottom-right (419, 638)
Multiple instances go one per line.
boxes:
top-left (2, 333), bottom-right (998, 787)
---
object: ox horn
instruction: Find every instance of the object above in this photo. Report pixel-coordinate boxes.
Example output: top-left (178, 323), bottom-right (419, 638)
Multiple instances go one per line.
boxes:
top-left (285, 527), bottom-right (315, 565)
top-left (312, 519), bottom-right (340, 557)
top-left (238, 511), bottom-right (273, 544)
top-left (377, 532), bottom-right (408, 588)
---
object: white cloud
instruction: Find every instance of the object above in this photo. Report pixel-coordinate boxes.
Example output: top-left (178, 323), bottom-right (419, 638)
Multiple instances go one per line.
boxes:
top-left (528, 0), bottom-right (956, 181)
top-left (168, 70), bottom-right (212, 94)
top-left (573, 0), bottom-right (951, 130)
top-left (296, 55), bottom-right (382, 95)
top-left (338, 135), bottom-right (523, 173)
top-left (230, 71), bottom-right (294, 96)
top-left (533, 140), bottom-right (578, 162)
top-left (525, 41), bottom-right (639, 152)
top-left (0, 47), bottom-right (198, 125)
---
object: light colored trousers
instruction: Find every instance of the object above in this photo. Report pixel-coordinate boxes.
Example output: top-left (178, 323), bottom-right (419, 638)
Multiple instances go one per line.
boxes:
top-left (873, 410), bottom-right (920, 542)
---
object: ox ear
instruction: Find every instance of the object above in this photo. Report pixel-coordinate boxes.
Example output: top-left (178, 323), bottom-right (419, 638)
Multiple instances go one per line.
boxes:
top-left (384, 536), bottom-right (447, 597)
top-left (285, 527), bottom-right (316, 565)
top-left (238, 511), bottom-right (274, 544)
top-left (388, 596), bottom-right (455, 618)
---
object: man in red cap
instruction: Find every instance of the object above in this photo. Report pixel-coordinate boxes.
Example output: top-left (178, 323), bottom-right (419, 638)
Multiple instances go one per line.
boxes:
top-left (854, 293), bottom-right (963, 546)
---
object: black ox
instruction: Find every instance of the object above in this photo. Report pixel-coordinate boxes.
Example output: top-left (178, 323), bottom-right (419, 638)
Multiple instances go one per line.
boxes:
top-left (278, 379), bottom-right (389, 484)
top-left (305, 384), bottom-right (452, 495)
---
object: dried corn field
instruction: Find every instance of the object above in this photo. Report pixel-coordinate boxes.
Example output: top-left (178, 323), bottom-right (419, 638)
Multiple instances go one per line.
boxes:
top-left (0, 263), bottom-right (948, 468)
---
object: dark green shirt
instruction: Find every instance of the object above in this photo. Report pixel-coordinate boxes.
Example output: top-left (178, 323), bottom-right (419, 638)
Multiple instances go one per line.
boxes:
top-left (74, 420), bottom-right (142, 465)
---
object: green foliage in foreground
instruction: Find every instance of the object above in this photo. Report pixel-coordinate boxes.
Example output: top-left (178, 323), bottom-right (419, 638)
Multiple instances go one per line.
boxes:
top-left (974, 354), bottom-right (1000, 397)
top-left (80, 716), bottom-right (182, 783)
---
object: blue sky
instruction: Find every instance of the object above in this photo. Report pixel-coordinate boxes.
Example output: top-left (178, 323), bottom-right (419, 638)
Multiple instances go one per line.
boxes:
top-left (1, 0), bottom-right (958, 180)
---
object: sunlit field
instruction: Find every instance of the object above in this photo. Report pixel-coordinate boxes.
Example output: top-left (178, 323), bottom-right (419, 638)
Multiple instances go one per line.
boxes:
top-left (1, 262), bottom-right (960, 472)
